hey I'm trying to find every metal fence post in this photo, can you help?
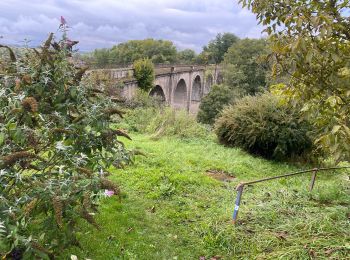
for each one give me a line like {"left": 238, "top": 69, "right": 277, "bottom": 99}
{"left": 232, "top": 184, "right": 244, "bottom": 224}
{"left": 309, "top": 168, "right": 318, "bottom": 191}
{"left": 231, "top": 166, "right": 350, "bottom": 225}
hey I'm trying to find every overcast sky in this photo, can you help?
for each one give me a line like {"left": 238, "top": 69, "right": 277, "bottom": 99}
{"left": 0, "top": 0, "right": 263, "bottom": 53}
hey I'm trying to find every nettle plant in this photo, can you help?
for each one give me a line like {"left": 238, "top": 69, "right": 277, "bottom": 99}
{"left": 0, "top": 20, "right": 131, "bottom": 258}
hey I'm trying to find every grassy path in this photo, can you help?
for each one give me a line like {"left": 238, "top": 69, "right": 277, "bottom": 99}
{"left": 65, "top": 135, "right": 350, "bottom": 259}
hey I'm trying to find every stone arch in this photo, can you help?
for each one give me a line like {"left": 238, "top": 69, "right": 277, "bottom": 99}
{"left": 149, "top": 85, "right": 166, "bottom": 102}
{"left": 191, "top": 75, "right": 201, "bottom": 101}
{"left": 174, "top": 79, "right": 187, "bottom": 107}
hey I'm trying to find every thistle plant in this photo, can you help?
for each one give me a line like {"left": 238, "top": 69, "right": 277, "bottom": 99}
{"left": 0, "top": 20, "right": 131, "bottom": 258}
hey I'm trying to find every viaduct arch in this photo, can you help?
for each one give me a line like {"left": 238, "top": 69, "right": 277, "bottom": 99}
{"left": 88, "top": 65, "right": 222, "bottom": 113}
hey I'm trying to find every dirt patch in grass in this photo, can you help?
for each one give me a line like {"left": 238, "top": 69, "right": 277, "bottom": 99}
{"left": 206, "top": 169, "right": 236, "bottom": 182}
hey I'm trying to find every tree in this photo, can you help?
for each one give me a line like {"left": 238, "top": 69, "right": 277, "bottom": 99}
{"left": 133, "top": 58, "right": 155, "bottom": 92}
{"left": 110, "top": 39, "right": 177, "bottom": 65}
{"left": 177, "top": 49, "right": 197, "bottom": 64}
{"left": 197, "top": 84, "right": 237, "bottom": 125}
{"left": 239, "top": 0, "right": 350, "bottom": 162}
{"left": 202, "top": 33, "right": 239, "bottom": 64}
{"left": 223, "top": 38, "right": 268, "bottom": 95}
{"left": 93, "top": 48, "right": 112, "bottom": 67}
{"left": 0, "top": 24, "right": 131, "bottom": 257}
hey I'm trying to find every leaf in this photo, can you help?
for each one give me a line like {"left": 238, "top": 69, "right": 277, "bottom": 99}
{"left": 343, "top": 125, "right": 350, "bottom": 137}
{"left": 326, "top": 96, "right": 337, "bottom": 107}
{"left": 331, "top": 125, "right": 341, "bottom": 134}
{"left": 305, "top": 50, "right": 313, "bottom": 63}
{"left": 0, "top": 133, "right": 5, "bottom": 146}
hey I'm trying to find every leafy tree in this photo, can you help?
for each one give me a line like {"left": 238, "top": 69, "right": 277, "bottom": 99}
{"left": 93, "top": 48, "right": 112, "bottom": 67}
{"left": 177, "top": 49, "right": 197, "bottom": 64}
{"left": 223, "top": 38, "right": 268, "bottom": 95}
{"left": 0, "top": 24, "right": 131, "bottom": 258}
{"left": 195, "top": 51, "right": 210, "bottom": 65}
{"left": 239, "top": 0, "right": 350, "bottom": 162}
{"left": 197, "top": 84, "right": 237, "bottom": 125}
{"left": 133, "top": 58, "right": 155, "bottom": 92}
{"left": 202, "top": 33, "right": 239, "bottom": 64}
{"left": 110, "top": 39, "right": 177, "bottom": 65}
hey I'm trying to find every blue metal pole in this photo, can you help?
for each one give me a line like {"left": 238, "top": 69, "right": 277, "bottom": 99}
{"left": 232, "top": 184, "right": 244, "bottom": 224}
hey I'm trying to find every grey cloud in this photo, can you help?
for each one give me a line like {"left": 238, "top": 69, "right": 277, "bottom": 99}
{"left": 0, "top": 0, "right": 263, "bottom": 52}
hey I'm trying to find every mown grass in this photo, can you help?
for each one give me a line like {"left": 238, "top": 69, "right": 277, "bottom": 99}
{"left": 63, "top": 134, "right": 350, "bottom": 259}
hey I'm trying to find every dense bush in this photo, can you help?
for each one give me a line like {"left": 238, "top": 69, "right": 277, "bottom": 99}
{"left": 133, "top": 58, "right": 155, "bottom": 92}
{"left": 215, "top": 93, "right": 312, "bottom": 160}
{"left": 124, "top": 107, "right": 210, "bottom": 140}
{"left": 0, "top": 23, "right": 131, "bottom": 258}
{"left": 197, "top": 84, "right": 237, "bottom": 125}
{"left": 123, "top": 89, "right": 164, "bottom": 109}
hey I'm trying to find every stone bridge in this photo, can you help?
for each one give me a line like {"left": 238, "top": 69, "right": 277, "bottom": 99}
{"left": 88, "top": 65, "right": 223, "bottom": 113}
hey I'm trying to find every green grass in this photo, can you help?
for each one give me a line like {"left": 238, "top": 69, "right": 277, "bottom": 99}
{"left": 63, "top": 134, "right": 350, "bottom": 259}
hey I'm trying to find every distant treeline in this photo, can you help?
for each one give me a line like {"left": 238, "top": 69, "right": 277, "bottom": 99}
{"left": 78, "top": 33, "right": 266, "bottom": 68}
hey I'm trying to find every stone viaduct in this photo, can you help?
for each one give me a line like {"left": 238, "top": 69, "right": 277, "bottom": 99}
{"left": 88, "top": 65, "right": 223, "bottom": 113}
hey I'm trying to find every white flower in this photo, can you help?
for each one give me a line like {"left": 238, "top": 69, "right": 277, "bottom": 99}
{"left": 56, "top": 141, "right": 68, "bottom": 151}
{"left": 58, "top": 165, "right": 65, "bottom": 174}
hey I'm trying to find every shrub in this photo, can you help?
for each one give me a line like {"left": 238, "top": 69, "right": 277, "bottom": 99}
{"left": 123, "top": 107, "right": 210, "bottom": 140}
{"left": 122, "top": 107, "right": 159, "bottom": 132}
{"left": 0, "top": 23, "right": 131, "bottom": 258}
{"left": 123, "top": 89, "right": 164, "bottom": 109}
{"left": 214, "top": 93, "right": 312, "bottom": 160}
{"left": 147, "top": 108, "right": 209, "bottom": 140}
{"left": 133, "top": 58, "right": 155, "bottom": 92}
{"left": 197, "top": 84, "right": 237, "bottom": 125}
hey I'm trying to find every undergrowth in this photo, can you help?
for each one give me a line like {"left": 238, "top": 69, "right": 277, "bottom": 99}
{"left": 122, "top": 107, "right": 211, "bottom": 140}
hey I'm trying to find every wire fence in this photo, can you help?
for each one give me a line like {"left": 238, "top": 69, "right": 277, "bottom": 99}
{"left": 232, "top": 166, "right": 350, "bottom": 224}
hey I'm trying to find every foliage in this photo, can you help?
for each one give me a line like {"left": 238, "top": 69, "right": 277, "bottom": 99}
{"left": 202, "top": 33, "right": 239, "bottom": 64}
{"left": 215, "top": 93, "right": 312, "bottom": 160}
{"left": 197, "top": 84, "right": 237, "bottom": 125}
{"left": 223, "top": 38, "right": 268, "bottom": 95}
{"left": 123, "top": 89, "right": 164, "bottom": 110}
{"left": 124, "top": 107, "right": 210, "bottom": 140}
{"left": 133, "top": 58, "right": 155, "bottom": 92}
{"left": 0, "top": 25, "right": 131, "bottom": 258}
{"left": 146, "top": 108, "right": 210, "bottom": 140}
{"left": 64, "top": 134, "right": 350, "bottom": 259}
{"left": 239, "top": 0, "right": 350, "bottom": 162}
{"left": 82, "top": 69, "right": 124, "bottom": 97}
{"left": 85, "top": 39, "right": 178, "bottom": 67}
{"left": 92, "top": 48, "right": 111, "bottom": 68}
{"left": 176, "top": 49, "right": 197, "bottom": 64}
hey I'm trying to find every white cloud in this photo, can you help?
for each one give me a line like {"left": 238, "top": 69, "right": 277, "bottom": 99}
{"left": 0, "top": 0, "right": 263, "bottom": 52}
